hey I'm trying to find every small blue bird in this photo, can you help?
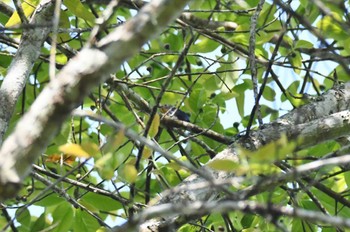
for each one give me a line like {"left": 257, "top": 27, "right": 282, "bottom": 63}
{"left": 160, "top": 105, "right": 190, "bottom": 122}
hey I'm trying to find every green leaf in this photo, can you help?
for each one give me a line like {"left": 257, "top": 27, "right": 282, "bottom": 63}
{"left": 235, "top": 93, "right": 245, "bottom": 118}
{"left": 306, "top": 141, "right": 339, "bottom": 157}
{"left": 188, "top": 88, "right": 207, "bottom": 112}
{"left": 288, "top": 51, "right": 302, "bottom": 74}
{"left": 317, "top": 15, "right": 348, "bottom": 40}
{"left": 81, "top": 142, "right": 101, "bottom": 158}
{"left": 206, "top": 159, "right": 239, "bottom": 171}
{"left": 16, "top": 208, "right": 31, "bottom": 228}
{"left": 0, "top": 11, "right": 10, "bottom": 25}
{"left": 35, "top": 194, "right": 64, "bottom": 207}
{"left": 77, "top": 199, "right": 100, "bottom": 213}
{"left": 231, "top": 32, "right": 249, "bottom": 46}
{"left": 52, "top": 203, "right": 74, "bottom": 232}
{"left": 310, "top": 188, "right": 338, "bottom": 214}
{"left": 242, "top": 134, "right": 296, "bottom": 162}
{"left": 199, "top": 74, "right": 220, "bottom": 91}
{"left": 31, "top": 213, "right": 47, "bottom": 231}
{"left": 262, "top": 85, "right": 276, "bottom": 101}
{"left": 155, "top": 164, "right": 181, "bottom": 187}
{"left": 148, "top": 114, "right": 160, "bottom": 138}
{"left": 0, "top": 53, "right": 12, "bottom": 69}
{"left": 189, "top": 0, "right": 206, "bottom": 9}
{"left": 281, "top": 81, "right": 304, "bottom": 106}
{"left": 256, "top": 30, "right": 276, "bottom": 45}
{"left": 64, "top": 0, "right": 95, "bottom": 25}
{"left": 162, "top": 32, "right": 183, "bottom": 51}
{"left": 333, "top": 65, "right": 350, "bottom": 82}
{"left": 292, "top": 219, "right": 316, "bottom": 232}
{"left": 190, "top": 37, "right": 219, "bottom": 53}
{"left": 344, "top": 172, "right": 350, "bottom": 190}
{"left": 101, "top": 130, "right": 125, "bottom": 154}
{"left": 57, "top": 10, "right": 71, "bottom": 44}
{"left": 284, "top": 91, "right": 309, "bottom": 108}
{"left": 342, "top": 37, "right": 350, "bottom": 55}
{"left": 241, "top": 214, "right": 255, "bottom": 228}
{"left": 295, "top": 40, "right": 314, "bottom": 49}
{"left": 95, "top": 152, "right": 117, "bottom": 180}
{"left": 73, "top": 210, "right": 100, "bottom": 232}
{"left": 80, "top": 192, "right": 122, "bottom": 212}
{"left": 232, "top": 80, "right": 252, "bottom": 117}
{"left": 260, "top": 104, "right": 277, "bottom": 118}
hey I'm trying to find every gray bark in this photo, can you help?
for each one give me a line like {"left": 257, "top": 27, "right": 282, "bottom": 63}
{"left": 0, "top": 0, "right": 54, "bottom": 144}
{"left": 0, "top": 0, "right": 190, "bottom": 200}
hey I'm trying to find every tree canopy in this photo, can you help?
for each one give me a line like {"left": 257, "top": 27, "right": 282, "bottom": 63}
{"left": 1, "top": 0, "right": 350, "bottom": 231}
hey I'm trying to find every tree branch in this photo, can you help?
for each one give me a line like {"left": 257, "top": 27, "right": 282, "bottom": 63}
{"left": 0, "top": 2, "right": 13, "bottom": 17}
{"left": 0, "top": 0, "right": 54, "bottom": 144}
{"left": 111, "top": 79, "right": 234, "bottom": 144}
{"left": 0, "top": 0, "right": 190, "bottom": 200}
{"left": 115, "top": 199, "right": 350, "bottom": 231}
{"left": 135, "top": 83, "right": 350, "bottom": 230}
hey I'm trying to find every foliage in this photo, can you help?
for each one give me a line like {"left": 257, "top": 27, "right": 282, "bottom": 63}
{"left": 1, "top": 0, "right": 350, "bottom": 231}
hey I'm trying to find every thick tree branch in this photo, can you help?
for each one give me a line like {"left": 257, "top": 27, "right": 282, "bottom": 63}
{"left": 115, "top": 199, "right": 350, "bottom": 231}
{"left": 0, "top": 0, "right": 54, "bottom": 144}
{"left": 0, "top": 0, "right": 190, "bottom": 200}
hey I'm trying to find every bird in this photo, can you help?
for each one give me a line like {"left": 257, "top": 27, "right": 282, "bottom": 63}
{"left": 160, "top": 104, "right": 190, "bottom": 122}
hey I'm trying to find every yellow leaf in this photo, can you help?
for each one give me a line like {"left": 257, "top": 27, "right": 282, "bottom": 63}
{"left": 123, "top": 164, "right": 138, "bottom": 183}
{"left": 59, "top": 143, "right": 90, "bottom": 158}
{"left": 96, "top": 227, "right": 109, "bottom": 232}
{"left": 142, "top": 147, "right": 152, "bottom": 159}
{"left": 206, "top": 159, "right": 239, "bottom": 171}
{"left": 148, "top": 114, "right": 160, "bottom": 138}
{"left": 5, "top": 0, "right": 40, "bottom": 27}
{"left": 55, "top": 54, "right": 68, "bottom": 65}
